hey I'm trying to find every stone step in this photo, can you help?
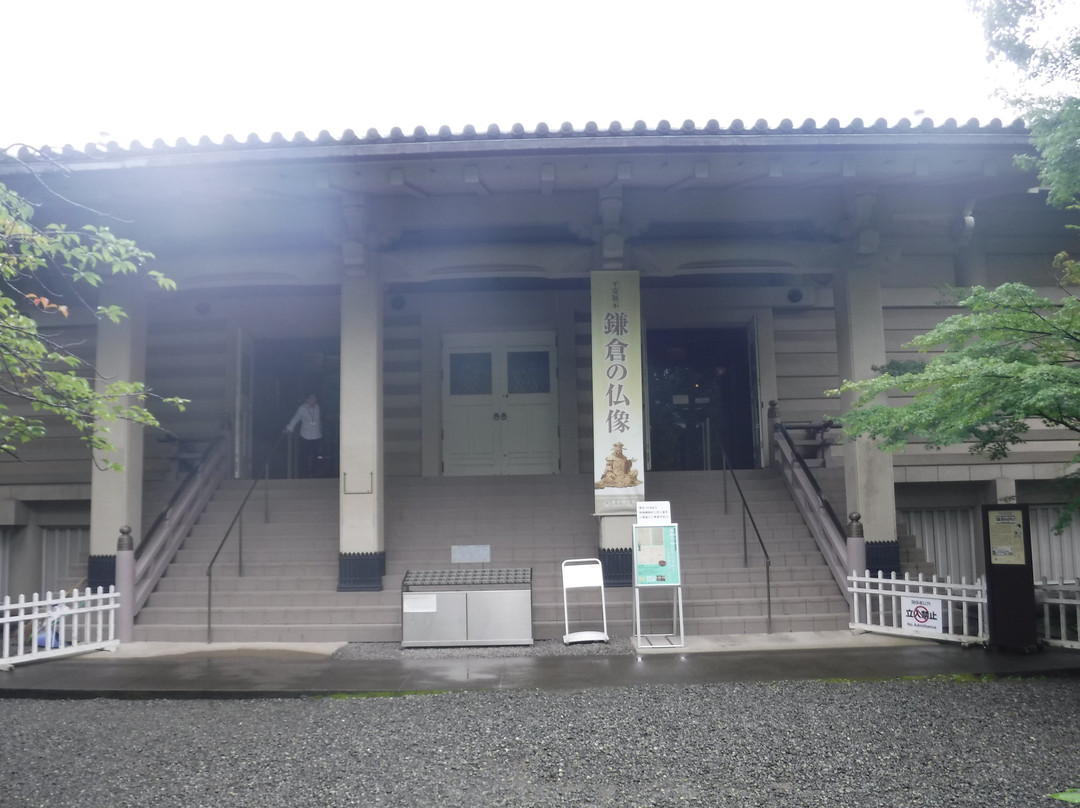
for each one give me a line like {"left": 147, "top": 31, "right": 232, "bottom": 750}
{"left": 137, "top": 604, "right": 404, "bottom": 626}
{"left": 380, "top": 533, "right": 817, "bottom": 556}
{"left": 157, "top": 557, "right": 839, "bottom": 587}
{"left": 166, "top": 561, "right": 340, "bottom": 577}
{"left": 180, "top": 538, "right": 341, "bottom": 556}
{"left": 182, "top": 524, "right": 340, "bottom": 541}
{"left": 191, "top": 508, "right": 338, "bottom": 525}
{"left": 152, "top": 574, "right": 341, "bottom": 593}
{"left": 147, "top": 589, "right": 403, "bottom": 608}
{"left": 133, "top": 611, "right": 850, "bottom": 644}
{"left": 377, "top": 564, "right": 840, "bottom": 589}
{"left": 217, "top": 478, "right": 339, "bottom": 492}
{"left": 136, "top": 594, "right": 845, "bottom": 628}
{"left": 135, "top": 468, "right": 854, "bottom": 642}
{"left": 145, "top": 576, "right": 845, "bottom": 610}
{"left": 132, "top": 623, "right": 402, "bottom": 643}
{"left": 172, "top": 546, "right": 341, "bottom": 564}
{"left": 384, "top": 494, "right": 799, "bottom": 514}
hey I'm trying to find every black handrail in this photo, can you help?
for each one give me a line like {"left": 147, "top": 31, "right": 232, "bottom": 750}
{"left": 206, "top": 433, "right": 287, "bottom": 643}
{"left": 774, "top": 423, "right": 847, "bottom": 536}
{"left": 137, "top": 436, "right": 225, "bottom": 560}
{"left": 717, "top": 439, "right": 772, "bottom": 633}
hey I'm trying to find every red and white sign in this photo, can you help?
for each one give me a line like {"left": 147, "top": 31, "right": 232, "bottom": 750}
{"left": 901, "top": 596, "right": 943, "bottom": 632}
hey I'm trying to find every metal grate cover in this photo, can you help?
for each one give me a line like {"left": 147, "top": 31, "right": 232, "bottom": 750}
{"left": 402, "top": 568, "right": 532, "bottom": 588}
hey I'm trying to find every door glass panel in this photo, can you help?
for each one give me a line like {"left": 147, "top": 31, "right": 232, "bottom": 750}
{"left": 449, "top": 352, "right": 492, "bottom": 395}
{"left": 646, "top": 328, "right": 754, "bottom": 470}
{"left": 507, "top": 351, "right": 550, "bottom": 394}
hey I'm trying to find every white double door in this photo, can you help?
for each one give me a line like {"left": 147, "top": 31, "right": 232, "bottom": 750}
{"left": 442, "top": 331, "right": 559, "bottom": 476}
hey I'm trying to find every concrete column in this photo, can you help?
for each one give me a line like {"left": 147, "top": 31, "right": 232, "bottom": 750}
{"left": 993, "top": 477, "right": 1017, "bottom": 505}
{"left": 834, "top": 258, "right": 899, "bottom": 572}
{"left": 956, "top": 239, "right": 989, "bottom": 289}
{"left": 337, "top": 269, "right": 385, "bottom": 590}
{"left": 88, "top": 287, "right": 148, "bottom": 590}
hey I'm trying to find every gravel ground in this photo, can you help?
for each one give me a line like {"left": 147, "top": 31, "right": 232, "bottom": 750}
{"left": 2, "top": 677, "right": 1078, "bottom": 808}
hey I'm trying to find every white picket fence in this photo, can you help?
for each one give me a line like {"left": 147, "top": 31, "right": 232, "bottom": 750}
{"left": 1036, "top": 579, "right": 1080, "bottom": 650}
{"left": 850, "top": 570, "right": 1080, "bottom": 651}
{"left": 1, "top": 587, "right": 119, "bottom": 671}
{"left": 849, "top": 571, "right": 989, "bottom": 645}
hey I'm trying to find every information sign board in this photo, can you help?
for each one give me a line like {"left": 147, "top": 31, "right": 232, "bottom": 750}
{"left": 633, "top": 524, "right": 681, "bottom": 586}
{"left": 981, "top": 505, "right": 1037, "bottom": 651}
{"left": 636, "top": 501, "right": 671, "bottom": 525}
{"left": 987, "top": 509, "right": 1026, "bottom": 566}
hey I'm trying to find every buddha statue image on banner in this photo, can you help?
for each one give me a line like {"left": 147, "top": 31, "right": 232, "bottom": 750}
{"left": 595, "top": 442, "right": 641, "bottom": 489}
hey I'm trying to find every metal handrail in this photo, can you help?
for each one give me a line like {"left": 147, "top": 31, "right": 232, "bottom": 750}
{"left": 717, "top": 440, "right": 772, "bottom": 632}
{"left": 206, "top": 433, "right": 286, "bottom": 643}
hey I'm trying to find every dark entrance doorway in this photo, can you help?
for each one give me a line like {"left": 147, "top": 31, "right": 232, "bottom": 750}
{"left": 252, "top": 337, "right": 340, "bottom": 479}
{"left": 646, "top": 328, "right": 755, "bottom": 471}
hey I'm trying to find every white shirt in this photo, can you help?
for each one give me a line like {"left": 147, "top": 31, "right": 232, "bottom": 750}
{"left": 286, "top": 403, "right": 322, "bottom": 440}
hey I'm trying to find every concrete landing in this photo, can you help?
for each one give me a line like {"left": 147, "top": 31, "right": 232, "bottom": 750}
{"left": 1, "top": 632, "right": 1076, "bottom": 699}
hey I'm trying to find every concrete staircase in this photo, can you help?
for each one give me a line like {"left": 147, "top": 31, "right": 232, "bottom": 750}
{"left": 638, "top": 471, "right": 849, "bottom": 635}
{"left": 134, "top": 479, "right": 401, "bottom": 642}
{"left": 134, "top": 469, "right": 851, "bottom": 642}
{"left": 897, "top": 534, "right": 938, "bottom": 578}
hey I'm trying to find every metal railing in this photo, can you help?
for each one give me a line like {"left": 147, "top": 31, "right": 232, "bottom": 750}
{"left": 717, "top": 440, "right": 772, "bottom": 632}
{"left": 772, "top": 422, "right": 852, "bottom": 604}
{"left": 206, "top": 434, "right": 286, "bottom": 643}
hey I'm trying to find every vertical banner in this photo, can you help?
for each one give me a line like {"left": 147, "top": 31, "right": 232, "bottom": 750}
{"left": 592, "top": 271, "right": 645, "bottom": 515}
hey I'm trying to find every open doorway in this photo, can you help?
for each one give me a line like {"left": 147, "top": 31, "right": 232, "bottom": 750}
{"left": 252, "top": 337, "right": 340, "bottom": 479}
{"left": 646, "top": 328, "right": 755, "bottom": 471}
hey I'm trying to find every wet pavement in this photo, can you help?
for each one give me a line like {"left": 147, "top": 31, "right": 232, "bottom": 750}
{"left": 1, "top": 632, "right": 1078, "bottom": 698}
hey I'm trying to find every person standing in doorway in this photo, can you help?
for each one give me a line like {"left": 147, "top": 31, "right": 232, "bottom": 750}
{"left": 285, "top": 393, "right": 322, "bottom": 478}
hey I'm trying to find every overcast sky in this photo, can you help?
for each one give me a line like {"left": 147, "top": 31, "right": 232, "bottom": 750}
{"left": 4, "top": 0, "right": 1019, "bottom": 151}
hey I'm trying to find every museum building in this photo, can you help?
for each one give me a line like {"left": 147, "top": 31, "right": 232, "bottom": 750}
{"left": 2, "top": 116, "right": 1078, "bottom": 641}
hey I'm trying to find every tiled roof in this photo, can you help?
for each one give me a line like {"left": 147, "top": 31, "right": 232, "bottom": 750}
{"left": 10, "top": 116, "right": 1030, "bottom": 164}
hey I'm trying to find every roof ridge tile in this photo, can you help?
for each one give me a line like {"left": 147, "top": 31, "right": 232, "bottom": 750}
{"left": 4, "top": 116, "right": 1035, "bottom": 163}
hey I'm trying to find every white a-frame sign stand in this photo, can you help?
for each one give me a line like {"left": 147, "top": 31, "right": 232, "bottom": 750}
{"left": 632, "top": 501, "right": 684, "bottom": 649}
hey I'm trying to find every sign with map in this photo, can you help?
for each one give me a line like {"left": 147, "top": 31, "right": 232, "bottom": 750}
{"left": 987, "top": 509, "right": 1026, "bottom": 566}
{"left": 633, "top": 524, "right": 681, "bottom": 586}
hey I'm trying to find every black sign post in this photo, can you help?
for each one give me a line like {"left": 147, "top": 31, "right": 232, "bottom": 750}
{"left": 981, "top": 505, "right": 1038, "bottom": 653}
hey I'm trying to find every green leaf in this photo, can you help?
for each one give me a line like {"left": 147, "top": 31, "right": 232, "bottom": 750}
{"left": 1048, "top": 788, "right": 1080, "bottom": 803}
{"left": 0, "top": 180, "right": 180, "bottom": 469}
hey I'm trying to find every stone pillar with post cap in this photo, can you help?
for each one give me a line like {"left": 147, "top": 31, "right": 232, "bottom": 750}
{"left": 846, "top": 512, "right": 866, "bottom": 577}
{"left": 115, "top": 526, "right": 135, "bottom": 642}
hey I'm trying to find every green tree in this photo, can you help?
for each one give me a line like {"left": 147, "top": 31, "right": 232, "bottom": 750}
{"left": 835, "top": 2, "right": 1080, "bottom": 524}
{"left": 834, "top": 284, "right": 1080, "bottom": 521}
{"left": 971, "top": 0, "right": 1080, "bottom": 211}
{"left": 0, "top": 175, "right": 183, "bottom": 467}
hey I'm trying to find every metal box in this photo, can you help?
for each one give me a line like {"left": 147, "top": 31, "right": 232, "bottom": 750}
{"left": 401, "top": 568, "right": 533, "bottom": 647}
